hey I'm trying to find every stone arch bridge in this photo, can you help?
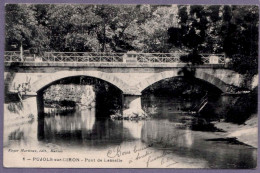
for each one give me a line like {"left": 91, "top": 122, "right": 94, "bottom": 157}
{"left": 4, "top": 52, "right": 250, "bottom": 116}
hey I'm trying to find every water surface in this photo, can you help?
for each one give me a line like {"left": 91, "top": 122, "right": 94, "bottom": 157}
{"left": 4, "top": 96, "right": 257, "bottom": 168}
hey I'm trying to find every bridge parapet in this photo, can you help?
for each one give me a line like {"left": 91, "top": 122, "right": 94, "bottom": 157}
{"left": 123, "top": 88, "right": 142, "bottom": 96}
{"left": 4, "top": 51, "right": 226, "bottom": 66}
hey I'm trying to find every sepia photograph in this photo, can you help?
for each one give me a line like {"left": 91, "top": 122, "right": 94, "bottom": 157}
{"left": 3, "top": 3, "right": 258, "bottom": 168}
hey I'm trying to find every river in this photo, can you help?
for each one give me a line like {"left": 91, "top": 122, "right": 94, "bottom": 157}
{"left": 3, "top": 94, "right": 257, "bottom": 168}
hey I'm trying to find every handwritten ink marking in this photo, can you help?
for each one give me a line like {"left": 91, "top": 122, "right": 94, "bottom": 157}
{"left": 146, "top": 150, "right": 178, "bottom": 168}
{"left": 133, "top": 143, "right": 153, "bottom": 153}
{"left": 135, "top": 150, "right": 153, "bottom": 161}
{"left": 107, "top": 146, "right": 121, "bottom": 158}
{"left": 146, "top": 156, "right": 152, "bottom": 168}
{"left": 107, "top": 145, "right": 131, "bottom": 158}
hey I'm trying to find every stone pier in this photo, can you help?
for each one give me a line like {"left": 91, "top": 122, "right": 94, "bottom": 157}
{"left": 123, "top": 95, "right": 142, "bottom": 110}
{"left": 123, "top": 94, "right": 146, "bottom": 118}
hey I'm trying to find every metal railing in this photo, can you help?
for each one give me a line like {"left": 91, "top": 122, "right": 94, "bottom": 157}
{"left": 136, "top": 53, "right": 184, "bottom": 63}
{"left": 4, "top": 51, "right": 226, "bottom": 65}
{"left": 42, "top": 52, "right": 124, "bottom": 63}
{"left": 4, "top": 51, "right": 22, "bottom": 62}
{"left": 201, "top": 54, "right": 225, "bottom": 64}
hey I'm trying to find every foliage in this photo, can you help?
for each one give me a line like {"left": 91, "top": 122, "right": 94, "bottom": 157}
{"left": 178, "top": 49, "right": 203, "bottom": 79}
{"left": 175, "top": 5, "right": 258, "bottom": 76}
{"left": 5, "top": 4, "right": 50, "bottom": 52}
{"left": 222, "top": 6, "right": 259, "bottom": 76}
{"left": 142, "top": 77, "right": 221, "bottom": 97}
{"left": 225, "top": 88, "right": 258, "bottom": 124}
{"left": 5, "top": 4, "right": 258, "bottom": 77}
{"left": 180, "top": 49, "right": 203, "bottom": 65}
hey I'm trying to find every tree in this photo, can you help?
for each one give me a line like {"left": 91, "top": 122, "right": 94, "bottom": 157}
{"left": 92, "top": 4, "right": 154, "bottom": 52}
{"left": 174, "top": 5, "right": 210, "bottom": 51}
{"left": 222, "top": 6, "right": 258, "bottom": 76}
{"left": 5, "top": 3, "right": 258, "bottom": 78}
{"left": 137, "top": 5, "right": 179, "bottom": 52}
{"left": 5, "top": 4, "right": 50, "bottom": 53}
{"left": 174, "top": 5, "right": 258, "bottom": 77}
{"left": 5, "top": 4, "right": 36, "bottom": 50}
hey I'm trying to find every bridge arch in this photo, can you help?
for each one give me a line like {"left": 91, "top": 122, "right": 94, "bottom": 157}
{"left": 30, "top": 71, "right": 131, "bottom": 93}
{"left": 135, "top": 70, "right": 235, "bottom": 93}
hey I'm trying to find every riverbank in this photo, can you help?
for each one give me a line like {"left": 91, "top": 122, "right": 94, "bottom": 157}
{"left": 4, "top": 103, "right": 35, "bottom": 127}
{"left": 4, "top": 103, "right": 35, "bottom": 147}
{"left": 212, "top": 114, "right": 257, "bottom": 148}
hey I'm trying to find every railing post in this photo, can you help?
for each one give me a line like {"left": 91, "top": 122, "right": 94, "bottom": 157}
{"left": 224, "top": 54, "right": 226, "bottom": 66}
{"left": 54, "top": 53, "right": 56, "bottom": 62}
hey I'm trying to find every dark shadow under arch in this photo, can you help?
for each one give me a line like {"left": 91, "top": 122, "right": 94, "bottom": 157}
{"left": 36, "top": 75, "right": 123, "bottom": 119}
{"left": 142, "top": 76, "right": 223, "bottom": 96}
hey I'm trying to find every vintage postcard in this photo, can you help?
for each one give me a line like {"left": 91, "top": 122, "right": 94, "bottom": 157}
{"left": 3, "top": 3, "right": 258, "bottom": 168}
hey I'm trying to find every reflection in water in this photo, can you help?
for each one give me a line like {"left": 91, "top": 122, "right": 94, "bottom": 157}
{"left": 122, "top": 120, "right": 144, "bottom": 139}
{"left": 4, "top": 95, "right": 257, "bottom": 168}
{"left": 5, "top": 119, "right": 38, "bottom": 147}
{"left": 142, "top": 95, "right": 201, "bottom": 117}
{"left": 142, "top": 119, "right": 256, "bottom": 168}
{"left": 39, "top": 109, "right": 143, "bottom": 147}
{"left": 9, "top": 128, "right": 24, "bottom": 140}
{"left": 43, "top": 109, "right": 96, "bottom": 133}
{"left": 81, "top": 109, "right": 96, "bottom": 131}
{"left": 142, "top": 120, "right": 194, "bottom": 148}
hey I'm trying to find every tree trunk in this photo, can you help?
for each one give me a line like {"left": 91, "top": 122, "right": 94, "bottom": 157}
{"left": 102, "top": 23, "right": 106, "bottom": 52}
